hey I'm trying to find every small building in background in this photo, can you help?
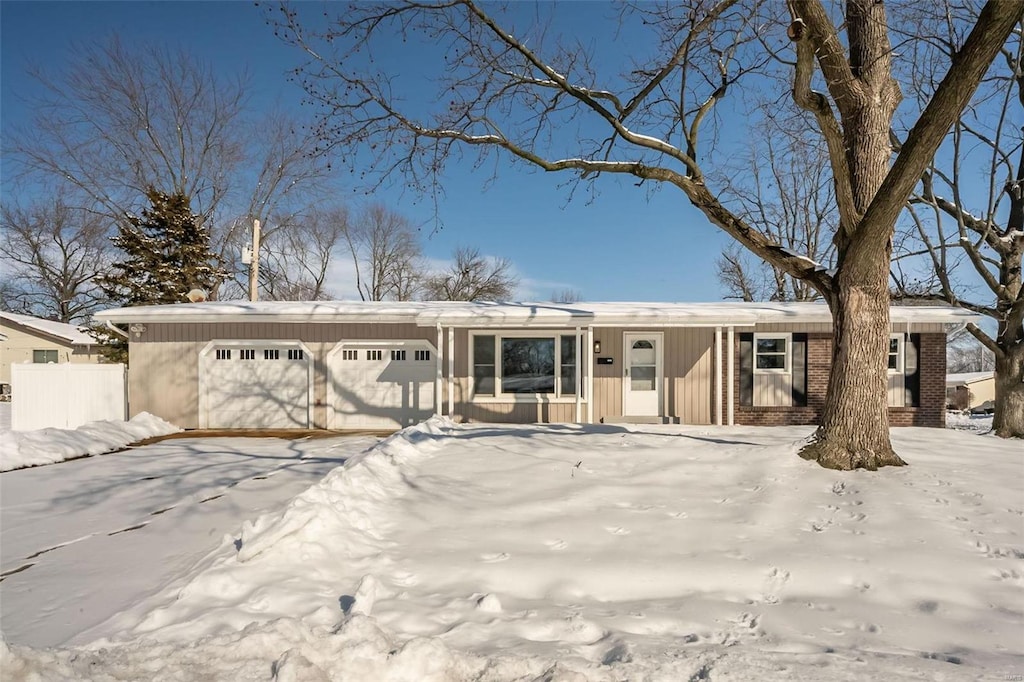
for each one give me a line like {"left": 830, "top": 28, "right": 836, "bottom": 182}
{"left": 946, "top": 371, "right": 996, "bottom": 412}
{"left": 0, "top": 312, "right": 103, "bottom": 397}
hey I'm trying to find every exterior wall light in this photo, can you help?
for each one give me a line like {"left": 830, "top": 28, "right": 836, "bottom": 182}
{"left": 593, "top": 340, "right": 601, "bottom": 354}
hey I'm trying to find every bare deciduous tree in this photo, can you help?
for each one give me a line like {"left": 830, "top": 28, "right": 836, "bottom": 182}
{"left": 423, "top": 247, "right": 518, "bottom": 301}
{"left": 0, "top": 196, "right": 112, "bottom": 322}
{"left": 947, "top": 328, "right": 996, "bottom": 375}
{"left": 551, "top": 289, "right": 583, "bottom": 304}
{"left": 6, "top": 37, "right": 332, "bottom": 300}
{"left": 716, "top": 121, "right": 836, "bottom": 302}
{"left": 256, "top": 207, "right": 349, "bottom": 301}
{"left": 891, "top": 6, "right": 1024, "bottom": 437}
{"left": 344, "top": 204, "right": 424, "bottom": 301}
{"left": 271, "top": 0, "right": 1021, "bottom": 468}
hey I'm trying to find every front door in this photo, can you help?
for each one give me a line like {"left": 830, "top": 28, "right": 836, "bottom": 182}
{"left": 623, "top": 333, "right": 662, "bottom": 417}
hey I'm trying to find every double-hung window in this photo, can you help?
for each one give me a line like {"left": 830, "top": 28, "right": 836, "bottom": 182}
{"left": 471, "top": 332, "right": 582, "bottom": 399}
{"left": 753, "top": 334, "right": 790, "bottom": 373}
{"left": 887, "top": 335, "right": 903, "bottom": 373}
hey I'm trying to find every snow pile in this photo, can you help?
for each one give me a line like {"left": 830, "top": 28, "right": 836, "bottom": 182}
{"left": 5, "top": 420, "right": 1022, "bottom": 680}
{"left": 946, "top": 411, "right": 995, "bottom": 433}
{"left": 0, "top": 412, "right": 180, "bottom": 471}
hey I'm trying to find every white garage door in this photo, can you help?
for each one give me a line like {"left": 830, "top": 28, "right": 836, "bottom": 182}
{"left": 200, "top": 343, "right": 311, "bottom": 429}
{"left": 328, "top": 340, "right": 436, "bottom": 429}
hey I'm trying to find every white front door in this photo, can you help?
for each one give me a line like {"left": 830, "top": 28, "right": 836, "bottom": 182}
{"left": 623, "top": 333, "right": 662, "bottom": 417}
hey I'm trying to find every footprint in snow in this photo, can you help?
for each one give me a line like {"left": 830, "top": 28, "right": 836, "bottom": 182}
{"left": 544, "top": 539, "right": 568, "bottom": 551}
{"left": 605, "top": 526, "right": 631, "bottom": 536}
{"left": 479, "top": 552, "right": 511, "bottom": 563}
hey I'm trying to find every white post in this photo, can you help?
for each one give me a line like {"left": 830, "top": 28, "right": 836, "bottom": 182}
{"left": 448, "top": 326, "right": 455, "bottom": 418}
{"left": 248, "top": 219, "right": 261, "bottom": 302}
{"left": 586, "top": 326, "right": 595, "bottom": 424}
{"left": 435, "top": 324, "right": 443, "bottom": 416}
{"left": 715, "top": 326, "right": 723, "bottom": 426}
{"left": 727, "top": 326, "right": 735, "bottom": 425}
{"left": 575, "top": 326, "right": 582, "bottom": 422}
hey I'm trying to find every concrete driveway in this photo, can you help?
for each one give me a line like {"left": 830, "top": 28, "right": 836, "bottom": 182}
{"left": 0, "top": 433, "right": 380, "bottom": 647}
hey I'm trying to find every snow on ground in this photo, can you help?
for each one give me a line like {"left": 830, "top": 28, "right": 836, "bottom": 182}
{"left": 4, "top": 420, "right": 1021, "bottom": 681}
{"left": 0, "top": 434, "right": 381, "bottom": 648}
{"left": 0, "top": 412, "right": 180, "bottom": 471}
{"left": 0, "top": 402, "right": 10, "bottom": 431}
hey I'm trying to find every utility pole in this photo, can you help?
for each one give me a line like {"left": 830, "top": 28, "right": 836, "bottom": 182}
{"left": 248, "top": 218, "right": 261, "bottom": 302}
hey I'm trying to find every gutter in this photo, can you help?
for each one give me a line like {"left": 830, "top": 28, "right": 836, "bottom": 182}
{"left": 105, "top": 320, "right": 129, "bottom": 339}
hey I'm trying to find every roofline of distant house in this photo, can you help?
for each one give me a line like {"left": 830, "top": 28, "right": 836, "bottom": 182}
{"left": 0, "top": 311, "right": 95, "bottom": 346}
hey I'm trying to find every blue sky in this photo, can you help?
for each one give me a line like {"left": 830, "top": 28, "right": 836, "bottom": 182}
{"left": 3, "top": 1, "right": 739, "bottom": 301}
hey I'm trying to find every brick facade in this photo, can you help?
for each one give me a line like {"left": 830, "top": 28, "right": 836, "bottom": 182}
{"left": 724, "top": 332, "right": 946, "bottom": 428}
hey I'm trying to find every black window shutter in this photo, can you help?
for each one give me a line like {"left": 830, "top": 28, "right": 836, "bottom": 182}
{"left": 905, "top": 333, "right": 921, "bottom": 407}
{"left": 791, "top": 333, "right": 808, "bottom": 407}
{"left": 739, "top": 333, "right": 754, "bottom": 407}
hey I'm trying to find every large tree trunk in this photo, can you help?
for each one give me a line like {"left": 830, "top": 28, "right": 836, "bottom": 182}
{"left": 800, "top": 236, "right": 906, "bottom": 469}
{"left": 993, "top": 345, "right": 1024, "bottom": 438}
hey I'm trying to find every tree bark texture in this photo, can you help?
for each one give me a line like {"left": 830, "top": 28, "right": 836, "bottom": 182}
{"left": 993, "top": 344, "right": 1024, "bottom": 438}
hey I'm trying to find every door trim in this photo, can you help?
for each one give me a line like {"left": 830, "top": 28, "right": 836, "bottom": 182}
{"left": 622, "top": 331, "right": 663, "bottom": 417}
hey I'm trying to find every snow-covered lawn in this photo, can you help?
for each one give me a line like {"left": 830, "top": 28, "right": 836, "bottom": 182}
{"left": 0, "top": 434, "right": 382, "bottom": 647}
{"left": 0, "top": 412, "right": 180, "bottom": 471}
{"left": 4, "top": 420, "right": 1020, "bottom": 681}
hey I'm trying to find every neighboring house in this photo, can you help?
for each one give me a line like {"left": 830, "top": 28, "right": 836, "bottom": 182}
{"left": 92, "top": 301, "right": 975, "bottom": 431}
{"left": 945, "top": 372, "right": 996, "bottom": 411}
{"left": 0, "top": 312, "right": 103, "bottom": 395}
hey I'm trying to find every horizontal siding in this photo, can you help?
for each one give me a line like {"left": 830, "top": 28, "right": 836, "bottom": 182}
{"left": 129, "top": 341, "right": 201, "bottom": 428}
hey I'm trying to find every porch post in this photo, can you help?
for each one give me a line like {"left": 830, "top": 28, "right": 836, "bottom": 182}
{"left": 587, "top": 325, "right": 595, "bottom": 424}
{"left": 727, "top": 326, "right": 735, "bottom": 426}
{"left": 448, "top": 326, "right": 455, "bottom": 418}
{"left": 435, "top": 323, "right": 443, "bottom": 416}
{"left": 575, "top": 326, "right": 582, "bottom": 422}
{"left": 715, "top": 326, "right": 723, "bottom": 426}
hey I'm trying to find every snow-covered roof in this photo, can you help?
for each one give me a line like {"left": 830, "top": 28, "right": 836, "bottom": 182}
{"left": 946, "top": 371, "right": 994, "bottom": 387}
{"left": 93, "top": 300, "right": 980, "bottom": 328}
{"left": 0, "top": 311, "right": 96, "bottom": 345}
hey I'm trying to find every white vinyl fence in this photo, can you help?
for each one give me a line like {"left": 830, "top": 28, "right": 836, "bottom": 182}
{"left": 11, "top": 363, "right": 127, "bottom": 431}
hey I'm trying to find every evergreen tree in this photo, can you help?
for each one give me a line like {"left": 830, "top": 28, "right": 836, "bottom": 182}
{"left": 98, "top": 189, "right": 226, "bottom": 305}
{"left": 94, "top": 188, "right": 227, "bottom": 362}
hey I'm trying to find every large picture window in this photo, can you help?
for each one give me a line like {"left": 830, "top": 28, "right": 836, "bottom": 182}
{"left": 754, "top": 334, "right": 790, "bottom": 373}
{"left": 471, "top": 332, "right": 581, "bottom": 399}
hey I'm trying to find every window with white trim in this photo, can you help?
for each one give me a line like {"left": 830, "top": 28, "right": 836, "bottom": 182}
{"left": 887, "top": 335, "right": 903, "bottom": 373}
{"left": 215, "top": 348, "right": 232, "bottom": 360}
{"left": 288, "top": 349, "right": 304, "bottom": 360}
{"left": 415, "top": 349, "right": 431, "bottom": 361}
{"left": 264, "top": 349, "right": 280, "bottom": 360}
{"left": 239, "top": 349, "right": 256, "bottom": 360}
{"left": 753, "top": 334, "right": 790, "bottom": 373}
{"left": 33, "top": 349, "right": 59, "bottom": 363}
{"left": 368, "top": 349, "right": 383, "bottom": 361}
{"left": 342, "top": 349, "right": 358, "bottom": 361}
{"left": 470, "top": 332, "right": 583, "bottom": 399}
{"left": 391, "top": 349, "right": 406, "bottom": 361}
